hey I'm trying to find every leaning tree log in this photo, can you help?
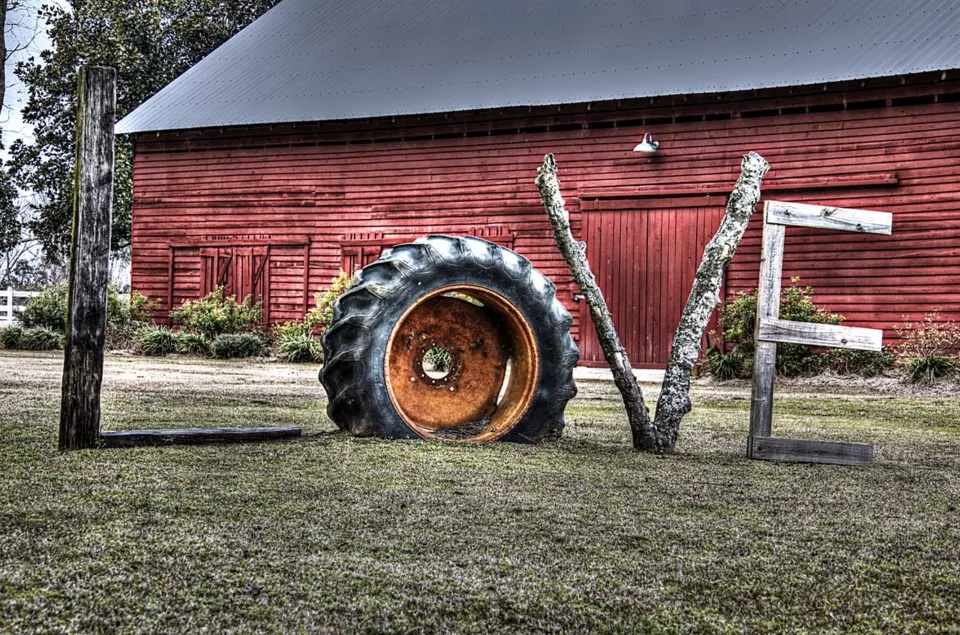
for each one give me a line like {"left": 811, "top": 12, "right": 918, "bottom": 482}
{"left": 536, "top": 152, "right": 769, "bottom": 453}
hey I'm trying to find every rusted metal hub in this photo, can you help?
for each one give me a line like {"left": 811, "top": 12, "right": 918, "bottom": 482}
{"left": 384, "top": 285, "right": 540, "bottom": 442}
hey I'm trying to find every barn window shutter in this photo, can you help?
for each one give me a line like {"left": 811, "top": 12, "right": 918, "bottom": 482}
{"left": 470, "top": 225, "right": 515, "bottom": 247}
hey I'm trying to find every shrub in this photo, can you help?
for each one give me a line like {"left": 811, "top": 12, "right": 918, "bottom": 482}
{"left": 716, "top": 280, "right": 844, "bottom": 377}
{"left": 304, "top": 271, "right": 353, "bottom": 335}
{"left": 824, "top": 348, "right": 896, "bottom": 377}
{"left": 19, "top": 283, "right": 68, "bottom": 331}
{"left": 273, "top": 320, "right": 310, "bottom": 339}
{"left": 175, "top": 332, "right": 211, "bottom": 356}
{"left": 134, "top": 325, "right": 177, "bottom": 356}
{"left": 895, "top": 312, "right": 960, "bottom": 383}
{"left": 0, "top": 325, "right": 24, "bottom": 349}
{"left": 275, "top": 332, "right": 322, "bottom": 363}
{"left": 705, "top": 344, "right": 748, "bottom": 380}
{"left": 211, "top": 333, "right": 268, "bottom": 359}
{"left": 20, "top": 327, "right": 64, "bottom": 351}
{"left": 170, "top": 287, "right": 263, "bottom": 338}
{"left": 904, "top": 357, "right": 956, "bottom": 384}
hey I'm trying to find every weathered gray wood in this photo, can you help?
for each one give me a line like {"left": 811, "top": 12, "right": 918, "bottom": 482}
{"left": 748, "top": 211, "right": 784, "bottom": 444}
{"left": 765, "top": 200, "right": 892, "bottom": 235}
{"left": 653, "top": 151, "right": 770, "bottom": 452}
{"left": 59, "top": 67, "right": 116, "bottom": 451}
{"left": 749, "top": 436, "right": 875, "bottom": 466}
{"left": 100, "top": 426, "right": 303, "bottom": 448}
{"left": 759, "top": 318, "right": 883, "bottom": 351}
{"left": 536, "top": 154, "right": 656, "bottom": 450}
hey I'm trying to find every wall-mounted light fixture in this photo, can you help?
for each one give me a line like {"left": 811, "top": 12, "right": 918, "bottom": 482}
{"left": 633, "top": 133, "right": 660, "bottom": 153}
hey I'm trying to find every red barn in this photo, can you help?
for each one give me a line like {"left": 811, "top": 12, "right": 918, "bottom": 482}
{"left": 118, "top": 0, "right": 960, "bottom": 368}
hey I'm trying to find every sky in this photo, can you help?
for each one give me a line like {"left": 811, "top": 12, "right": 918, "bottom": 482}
{"left": 3, "top": 0, "right": 57, "bottom": 155}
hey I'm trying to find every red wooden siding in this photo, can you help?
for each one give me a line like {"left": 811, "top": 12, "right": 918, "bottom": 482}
{"left": 579, "top": 197, "right": 726, "bottom": 367}
{"left": 131, "top": 73, "right": 960, "bottom": 364}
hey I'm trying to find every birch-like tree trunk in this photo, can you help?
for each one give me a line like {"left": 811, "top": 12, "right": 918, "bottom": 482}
{"left": 537, "top": 152, "right": 769, "bottom": 453}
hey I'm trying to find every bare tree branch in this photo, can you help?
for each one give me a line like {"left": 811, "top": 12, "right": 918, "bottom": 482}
{"left": 536, "top": 154, "right": 656, "bottom": 447}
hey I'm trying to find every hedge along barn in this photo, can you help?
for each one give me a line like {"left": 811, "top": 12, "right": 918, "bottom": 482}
{"left": 118, "top": 0, "right": 960, "bottom": 369}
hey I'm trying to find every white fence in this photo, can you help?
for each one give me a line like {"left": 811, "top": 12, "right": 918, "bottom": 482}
{"left": 1, "top": 287, "right": 40, "bottom": 326}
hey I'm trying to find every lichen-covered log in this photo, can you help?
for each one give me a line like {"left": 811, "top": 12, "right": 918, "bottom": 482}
{"left": 536, "top": 152, "right": 769, "bottom": 454}
{"left": 535, "top": 154, "right": 655, "bottom": 448}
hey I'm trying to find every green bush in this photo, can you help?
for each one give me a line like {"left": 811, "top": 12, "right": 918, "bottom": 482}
{"left": 275, "top": 332, "right": 322, "bottom": 363}
{"left": 0, "top": 325, "right": 24, "bottom": 349}
{"left": 273, "top": 320, "right": 310, "bottom": 339}
{"left": 824, "top": 348, "right": 896, "bottom": 377}
{"left": 705, "top": 344, "right": 748, "bottom": 380}
{"left": 175, "top": 332, "right": 211, "bottom": 356}
{"left": 905, "top": 357, "right": 956, "bottom": 384}
{"left": 134, "top": 326, "right": 177, "bottom": 356}
{"left": 304, "top": 271, "right": 353, "bottom": 335}
{"left": 895, "top": 312, "right": 960, "bottom": 383}
{"left": 170, "top": 287, "right": 263, "bottom": 338}
{"left": 211, "top": 333, "right": 268, "bottom": 359}
{"left": 714, "top": 280, "right": 844, "bottom": 378}
{"left": 19, "top": 283, "right": 68, "bottom": 331}
{"left": 20, "top": 327, "right": 64, "bottom": 351}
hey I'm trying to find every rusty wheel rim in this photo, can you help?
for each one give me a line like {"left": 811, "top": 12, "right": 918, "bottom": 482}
{"left": 384, "top": 285, "right": 541, "bottom": 442}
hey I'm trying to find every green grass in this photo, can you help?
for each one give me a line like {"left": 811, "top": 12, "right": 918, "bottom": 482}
{"left": 1, "top": 351, "right": 959, "bottom": 633}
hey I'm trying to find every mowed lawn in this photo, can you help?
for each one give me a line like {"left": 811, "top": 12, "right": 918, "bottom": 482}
{"left": 1, "top": 351, "right": 958, "bottom": 633}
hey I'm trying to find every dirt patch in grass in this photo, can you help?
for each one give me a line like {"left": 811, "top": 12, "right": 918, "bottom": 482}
{"left": 1, "top": 351, "right": 959, "bottom": 633}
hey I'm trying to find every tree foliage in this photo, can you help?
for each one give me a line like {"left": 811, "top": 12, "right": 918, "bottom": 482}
{"left": 9, "top": 0, "right": 280, "bottom": 261}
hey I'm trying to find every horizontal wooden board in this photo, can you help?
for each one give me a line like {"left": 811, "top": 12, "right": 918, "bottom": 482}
{"left": 765, "top": 200, "right": 893, "bottom": 235}
{"left": 100, "top": 427, "right": 303, "bottom": 448}
{"left": 748, "top": 436, "right": 875, "bottom": 466}
{"left": 758, "top": 318, "right": 884, "bottom": 351}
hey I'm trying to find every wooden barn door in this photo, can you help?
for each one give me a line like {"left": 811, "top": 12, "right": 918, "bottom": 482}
{"left": 579, "top": 196, "right": 726, "bottom": 368}
{"left": 200, "top": 246, "right": 270, "bottom": 320}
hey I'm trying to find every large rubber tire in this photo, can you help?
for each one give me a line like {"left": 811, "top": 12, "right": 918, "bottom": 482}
{"left": 320, "top": 235, "right": 579, "bottom": 443}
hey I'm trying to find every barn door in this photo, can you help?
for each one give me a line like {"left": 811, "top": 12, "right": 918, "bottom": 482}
{"left": 579, "top": 197, "right": 726, "bottom": 368}
{"left": 200, "top": 246, "right": 270, "bottom": 320}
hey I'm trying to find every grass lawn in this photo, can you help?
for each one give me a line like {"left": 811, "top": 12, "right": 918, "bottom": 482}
{"left": 1, "top": 351, "right": 958, "bottom": 633}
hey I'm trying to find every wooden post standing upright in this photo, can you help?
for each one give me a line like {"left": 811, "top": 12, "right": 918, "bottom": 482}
{"left": 747, "top": 200, "right": 893, "bottom": 466}
{"left": 59, "top": 67, "right": 116, "bottom": 451}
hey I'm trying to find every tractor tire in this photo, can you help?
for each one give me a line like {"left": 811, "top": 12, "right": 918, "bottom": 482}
{"left": 320, "top": 235, "right": 579, "bottom": 443}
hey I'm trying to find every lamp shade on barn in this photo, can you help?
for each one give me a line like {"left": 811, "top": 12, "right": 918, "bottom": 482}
{"left": 118, "top": 0, "right": 960, "bottom": 368}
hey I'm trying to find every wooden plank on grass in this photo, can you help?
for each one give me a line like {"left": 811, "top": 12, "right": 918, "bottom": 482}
{"left": 758, "top": 318, "right": 883, "bottom": 351}
{"left": 100, "top": 426, "right": 302, "bottom": 448}
{"left": 749, "top": 436, "right": 875, "bottom": 466}
{"left": 765, "top": 200, "right": 892, "bottom": 235}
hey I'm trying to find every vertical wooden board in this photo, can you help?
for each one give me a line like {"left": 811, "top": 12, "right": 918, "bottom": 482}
{"left": 650, "top": 209, "right": 663, "bottom": 365}
{"left": 630, "top": 207, "right": 641, "bottom": 362}
{"left": 749, "top": 218, "right": 786, "bottom": 442}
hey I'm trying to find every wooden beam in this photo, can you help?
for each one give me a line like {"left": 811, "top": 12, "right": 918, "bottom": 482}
{"left": 59, "top": 67, "right": 116, "bottom": 451}
{"left": 765, "top": 200, "right": 893, "bottom": 235}
{"left": 100, "top": 426, "right": 302, "bottom": 448}
{"left": 578, "top": 173, "right": 898, "bottom": 200}
{"left": 758, "top": 318, "right": 883, "bottom": 351}
{"left": 748, "top": 206, "right": 784, "bottom": 443}
{"left": 748, "top": 436, "right": 875, "bottom": 466}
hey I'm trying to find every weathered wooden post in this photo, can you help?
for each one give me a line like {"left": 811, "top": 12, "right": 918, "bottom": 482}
{"left": 59, "top": 66, "right": 116, "bottom": 450}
